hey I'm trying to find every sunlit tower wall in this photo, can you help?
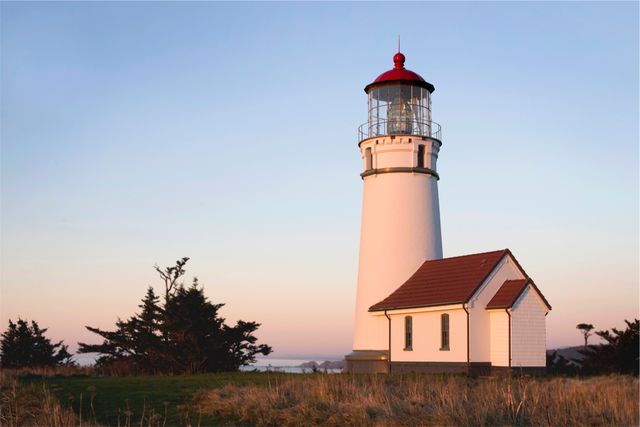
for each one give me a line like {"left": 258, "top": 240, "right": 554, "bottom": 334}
{"left": 346, "top": 52, "right": 443, "bottom": 373}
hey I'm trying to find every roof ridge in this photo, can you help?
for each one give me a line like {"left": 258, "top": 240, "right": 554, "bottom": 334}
{"left": 430, "top": 248, "right": 509, "bottom": 263}
{"left": 369, "top": 249, "right": 513, "bottom": 312}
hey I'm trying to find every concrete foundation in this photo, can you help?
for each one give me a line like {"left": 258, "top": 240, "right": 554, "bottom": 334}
{"left": 345, "top": 356, "right": 547, "bottom": 376}
{"left": 345, "top": 350, "right": 389, "bottom": 373}
{"left": 389, "top": 362, "right": 492, "bottom": 375}
{"left": 491, "top": 366, "right": 547, "bottom": 376}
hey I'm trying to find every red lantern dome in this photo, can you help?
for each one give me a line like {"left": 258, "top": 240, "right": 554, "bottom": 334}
{"left": 364, "top": 52, "right": 435, "bottom": 94}
{"left": 358, "top": 51, "right": 441, "bottom": 142}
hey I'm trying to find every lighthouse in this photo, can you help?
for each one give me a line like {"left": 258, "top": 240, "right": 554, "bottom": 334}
{"left": 347, "top": 52, "right": 443, "bottom": 373}
{"left": 345, "top": 52, "right": 551, "bottom": 375}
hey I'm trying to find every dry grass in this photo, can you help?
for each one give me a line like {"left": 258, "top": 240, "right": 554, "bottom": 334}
{"left": 0, "top": 370, "right": 82, "bottom": 427}
{"left": 2, "top": 365, "right": 95, "bottom": 378}
{"left": 195, "top": 373, "right": 639, "bottom": 426}
{"left": 2, "top": 369, "right": 637, "bottom": 426}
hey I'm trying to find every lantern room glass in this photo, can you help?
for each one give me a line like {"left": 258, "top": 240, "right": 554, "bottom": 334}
{"left": 366, "top": 84, "right": 431, "bottom": 138}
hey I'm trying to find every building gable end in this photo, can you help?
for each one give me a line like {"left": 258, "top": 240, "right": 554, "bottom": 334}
{"left": 513, "top": 284, "right": 551, "bottom": 312}
{"left": 467, "top": 251, "right": 527, "bottom": 306}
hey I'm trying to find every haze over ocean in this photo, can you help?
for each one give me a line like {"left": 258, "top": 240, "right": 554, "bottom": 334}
{"left": 1, "top": 2, "right": 638, "bottom": 358}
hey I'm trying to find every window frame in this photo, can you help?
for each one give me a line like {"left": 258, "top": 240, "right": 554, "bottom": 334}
{"left": 440, "top": 313, "right": 450, "bottom": 351}
{"left": 365, "top": 147, "right": 373, "bottom": 171}
{"left": 417, "top": 144, "right": 425, "bottom": 168}
{"left": 404, "top": 315, "right": 413, "bottom": 351}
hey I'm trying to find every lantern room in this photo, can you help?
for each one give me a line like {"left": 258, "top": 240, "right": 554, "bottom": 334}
{"left": 359, "top": 52, "right": 441, "bottom": 142}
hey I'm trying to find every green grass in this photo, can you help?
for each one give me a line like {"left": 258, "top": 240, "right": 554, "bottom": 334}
{"left": 21, "top": 371, "right": 292, "bottom": 426}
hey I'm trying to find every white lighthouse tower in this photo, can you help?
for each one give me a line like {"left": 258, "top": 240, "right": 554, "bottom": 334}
{"left": 347, "top": 52, "right": 443, "bottom": 373}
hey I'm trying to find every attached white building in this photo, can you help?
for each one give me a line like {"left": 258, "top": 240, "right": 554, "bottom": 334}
{"left": 345, "top": 52, "right": 551, "bottom": 374}
{"left": 363, "top": 249, "right": 551, "bottom": 374}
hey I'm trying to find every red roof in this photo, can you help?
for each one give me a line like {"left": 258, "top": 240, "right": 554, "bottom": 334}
{"left": 364, "top": 52, "right": 435, "bottom": 94}
{"left": 486, "top": 279, "right": 552, "bottom": 310}
{"left": 369, "top": 249, "right": 511, "bottom": 312}
{"left": 486, "top": 279, "right": 529, "bottom": 309}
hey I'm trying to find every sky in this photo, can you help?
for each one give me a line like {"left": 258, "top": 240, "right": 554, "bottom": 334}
{"left": 1, "top": 1, "right": 638, "bottom": 359}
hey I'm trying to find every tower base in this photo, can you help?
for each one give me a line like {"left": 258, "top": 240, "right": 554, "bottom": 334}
{"left": 344, "top": 350, "right": 389, "bottom": 373}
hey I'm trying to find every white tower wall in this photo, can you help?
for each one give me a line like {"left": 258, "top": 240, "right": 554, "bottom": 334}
{"left": 352, "top": 135, "right": 443, "bottom": 351}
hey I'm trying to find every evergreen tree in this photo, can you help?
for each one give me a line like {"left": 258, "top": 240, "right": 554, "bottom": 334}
{"left": 164, "top": 279, "right": 226, "bottom": 373}
{"left": 576, "top": 323, "right": 594, "bottom": 347}
{"left": 580, "top": 319, "right": 639, "bottom": 376}
{"left": 1, "top": 319, "right": 74, "bottom": 368}
{"left": 221, "top": 319, "right": 273, "bottom": 371}
{"left": 131, "top": 286, "right": 166, "bottom": 372}
{"left": 79, "top": 287, "right": 166, "bottom": 373}
{"left": 78, "top": 258, "right": 272, "bottom": 374}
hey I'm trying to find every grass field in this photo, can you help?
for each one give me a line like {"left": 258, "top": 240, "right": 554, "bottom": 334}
{"left": 2, "top": 369, "right": 639, "bottom": 426}
{"left": 11, "top": 370, "right": 291, "bottom": 426}
{"left": 197, "top": 373, "right": 639, "bottom": 426}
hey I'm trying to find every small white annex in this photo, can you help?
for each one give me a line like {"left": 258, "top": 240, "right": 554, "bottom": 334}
{"left": 348, "top": 249, "right": 551, "bottom": 374}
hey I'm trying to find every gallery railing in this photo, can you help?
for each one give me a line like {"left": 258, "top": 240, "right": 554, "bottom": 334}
{"left": 358, "top": 119, "right": 442, "bottom": 142}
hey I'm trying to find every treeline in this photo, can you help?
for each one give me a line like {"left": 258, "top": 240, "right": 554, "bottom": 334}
{"left": 1, "top": 258, "right": 272, "bottom": 375}
{"left": 547, "top": 319, "right": 639, "bottom": 376}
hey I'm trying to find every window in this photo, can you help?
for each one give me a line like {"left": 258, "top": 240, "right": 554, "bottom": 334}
{"left": 417, "top": 144, "right": 425, "bottom": 168}
{"left": 440, "top": 313, "right": 450, "bottom": 350}
{"left": 404, "top": 316, "right": 413, "bottom": 350}
{"left": 365, "top": 147, "right": 373, "bottom": 171}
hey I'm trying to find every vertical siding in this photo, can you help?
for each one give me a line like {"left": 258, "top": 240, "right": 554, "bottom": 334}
{"left": 489, "top": 311, "right": 510, "bottom": 367}
{"left": 511, "top": 286, "right": 547, "bottom": 367}
{"left": 390, "top": 309, "right": 467, "bottom": 362}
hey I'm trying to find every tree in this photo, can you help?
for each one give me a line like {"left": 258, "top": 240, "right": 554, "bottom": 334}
{"left": 576, "top": 323, "right": 594, "bottom": 347}
{"left": 78, "top": 258, "right": 272, "bottom": 374}
{"left": 78, "top": 286, "right": 169, "bottom": 374}
{"left": 0, "top": 319, "right": 74, "bottom": 368}
{"left": 580, "top": 319, "right": 639, "bottom": 376}
{"left": 155, "top": 257, "right": 189, "bottom": 307}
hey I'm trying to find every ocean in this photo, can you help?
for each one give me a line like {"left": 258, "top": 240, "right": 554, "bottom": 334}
{"left": 241, "top": 358, "right": 343, "bottom": 374}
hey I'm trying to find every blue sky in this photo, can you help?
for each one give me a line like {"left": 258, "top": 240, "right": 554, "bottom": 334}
{"left": 1, "top": 1, "right": 638, "bottom": 358}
